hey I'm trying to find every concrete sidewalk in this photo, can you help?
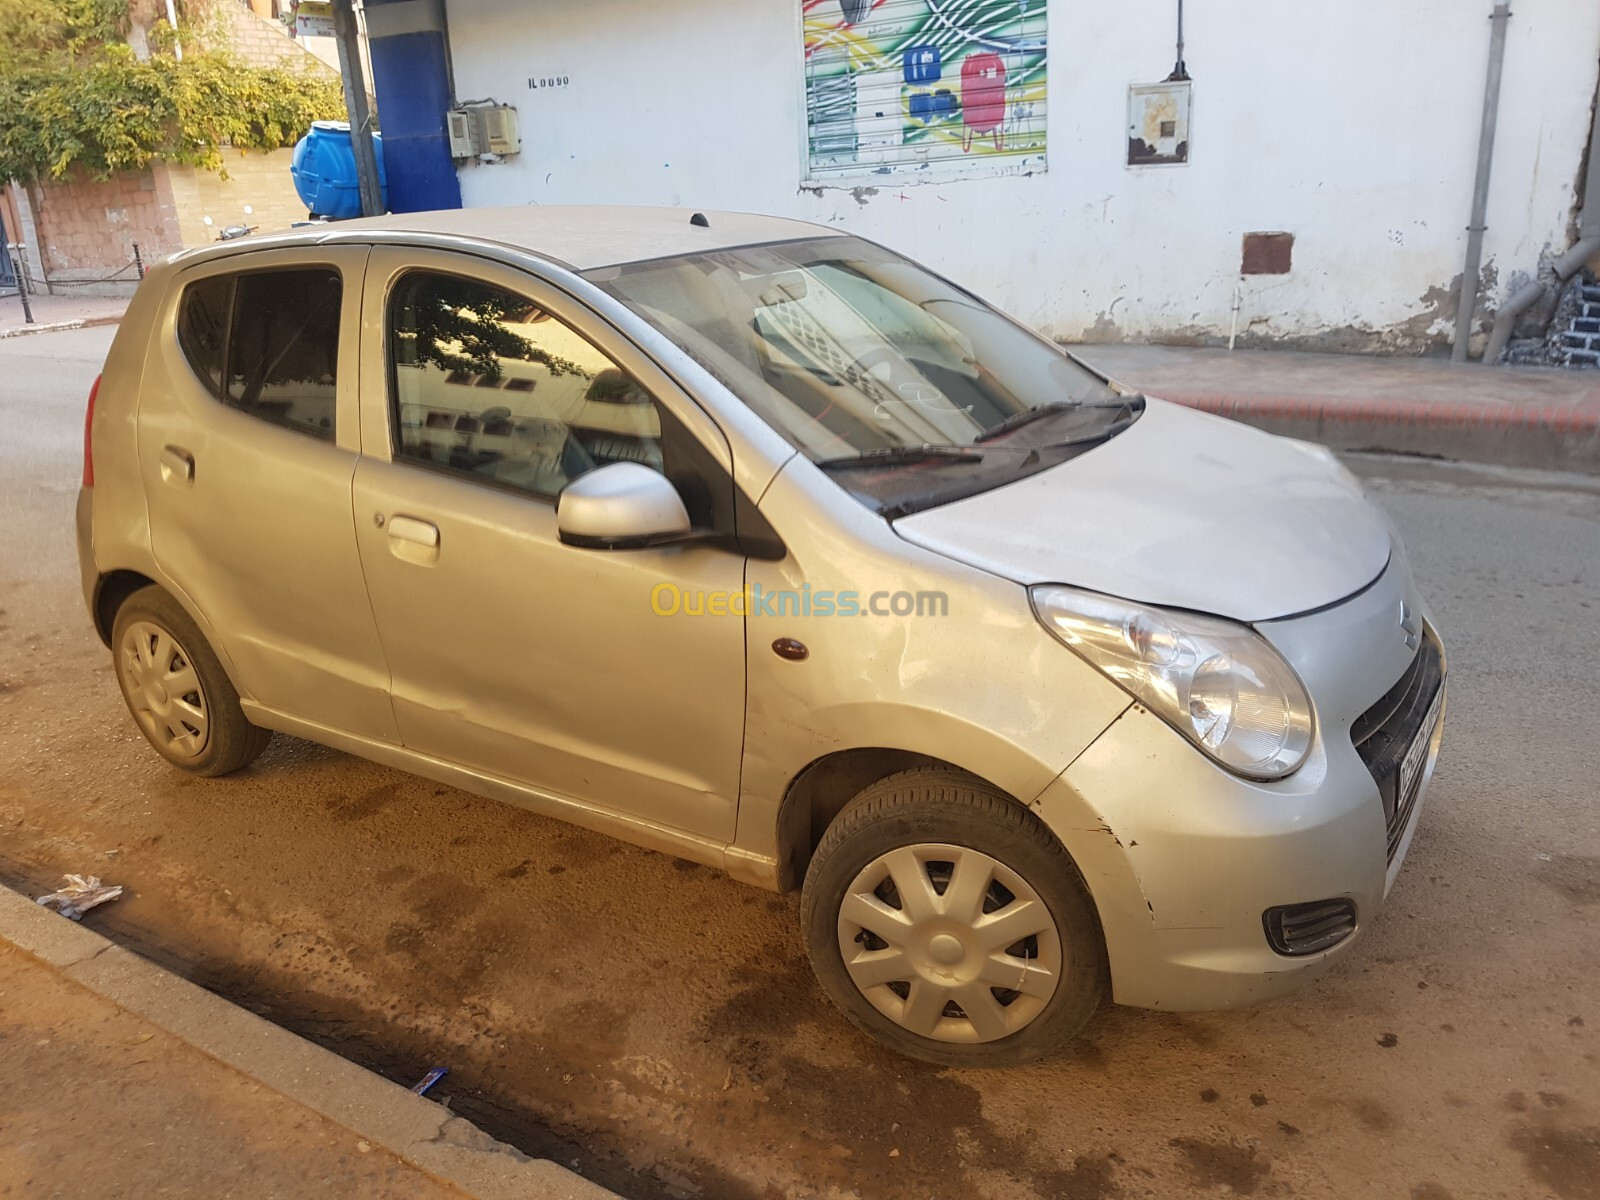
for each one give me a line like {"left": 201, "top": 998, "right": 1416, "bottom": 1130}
{"left": 0, "top": 293, "right": 128, "bottom": 339}
{"left": 1073, "top": 342, "right": 1600, "bottom": 474}
{"left": 0, "top": 884, "right": 618, "bottom": 1200}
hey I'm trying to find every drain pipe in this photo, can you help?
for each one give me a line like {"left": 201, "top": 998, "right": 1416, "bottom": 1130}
{"left": 1483, "top": 68, "right": 1600, "bottom": 363}
{"left": 1453, "top": 3, "right": 1513, "bottom": 363}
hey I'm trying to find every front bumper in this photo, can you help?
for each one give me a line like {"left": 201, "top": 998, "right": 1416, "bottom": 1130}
{"left": 1032, "top": 557, "right": 1446, "bottom": 1011}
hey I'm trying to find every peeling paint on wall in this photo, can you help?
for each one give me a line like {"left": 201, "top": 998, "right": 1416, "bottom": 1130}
{"left": 1069, "top": 278, "right": 1465, "bottom": 355}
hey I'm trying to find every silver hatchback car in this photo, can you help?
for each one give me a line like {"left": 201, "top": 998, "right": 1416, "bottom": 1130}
{"left": 77, "top": 206, "right": 1445, "bottom": 1066}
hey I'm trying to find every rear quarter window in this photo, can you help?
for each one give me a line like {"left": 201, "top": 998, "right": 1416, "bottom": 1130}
{"left": 176, "top": 275, "right": 232, "bottom": 397}
{"left": 174, "top": 267, "right": 343, "bottom": 440}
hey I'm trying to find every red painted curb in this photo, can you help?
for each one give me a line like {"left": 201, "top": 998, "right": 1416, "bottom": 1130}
{"left": 1165, "top": 391, "right": 1600, "bottom": 435}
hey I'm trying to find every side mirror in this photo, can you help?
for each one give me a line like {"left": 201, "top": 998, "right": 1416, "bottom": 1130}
{"left": 557, "top": 463, "right": 691, "bottom": 550}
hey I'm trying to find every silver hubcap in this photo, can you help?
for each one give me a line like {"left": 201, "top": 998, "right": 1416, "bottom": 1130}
{"left": 118, "top": 620, "right": 209, "bottom": 759}
{"left": 837, "top": 843, "right": 1061, "bottom": 1044}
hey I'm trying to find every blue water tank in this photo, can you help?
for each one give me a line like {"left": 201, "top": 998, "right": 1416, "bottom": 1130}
{"left": 291, "top": 121, "right": 388, "bottom": 219}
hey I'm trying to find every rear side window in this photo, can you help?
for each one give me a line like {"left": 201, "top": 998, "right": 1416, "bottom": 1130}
{"left": 176, "top": 276, "right": 231, "bottom": 397}
{"left": 175, "top": 268, "right": 342, "bottom": 440}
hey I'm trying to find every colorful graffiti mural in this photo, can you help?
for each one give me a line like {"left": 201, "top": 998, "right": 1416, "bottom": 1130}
{"left": 803, "top": 0, "right": 1047, "bottom": 180}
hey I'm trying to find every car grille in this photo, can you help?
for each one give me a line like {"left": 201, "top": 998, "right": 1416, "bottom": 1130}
{"left": 1263, "top": 899, "right": 1358, "bottom": 956}
{"left": 1351, "top": 632, "right": 1444, "bottom": 862}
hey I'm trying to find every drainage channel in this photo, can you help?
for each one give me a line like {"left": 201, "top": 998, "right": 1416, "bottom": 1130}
{"left": 1, "top": 855, "right": 739, "bottom": 1200}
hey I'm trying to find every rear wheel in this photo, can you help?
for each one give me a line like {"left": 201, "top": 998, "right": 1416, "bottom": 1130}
{"left": 111, "top": 586, "right": 271, "bottom": 777}
{"left": 801, "top": 767, "right": 1107, "bottom": 1067}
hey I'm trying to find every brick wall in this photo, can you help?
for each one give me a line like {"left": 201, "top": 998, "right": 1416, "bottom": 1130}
{"left": 27, "top": 170, "right": 181, "bottom": 294}
{"left": 25, "top": 149, "right": 310, "bottom": 296}
{"left": 162, "top": 148, "right": 310, "bottom": 246}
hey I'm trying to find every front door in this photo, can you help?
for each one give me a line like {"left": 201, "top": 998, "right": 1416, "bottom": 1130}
{"left": 350, "top": 249, "right": 747, "bottom": 841}
{"left": 138, "top": 247, "right": 398, "bottom": 742}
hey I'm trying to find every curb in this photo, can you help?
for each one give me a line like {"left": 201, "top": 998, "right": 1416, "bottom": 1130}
{"left": 0, "top": 313, "right": 123, "bottom": 339}
{"left": 1160, "top": 390, "right": 1600, "bottom": 475}
{"left": 0, "top": 882, "right": 619, "bottom": 1200}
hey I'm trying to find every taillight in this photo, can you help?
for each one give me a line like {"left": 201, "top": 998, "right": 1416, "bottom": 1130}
{"left": 83, "top": 374, "right": 101, "bottom": 488}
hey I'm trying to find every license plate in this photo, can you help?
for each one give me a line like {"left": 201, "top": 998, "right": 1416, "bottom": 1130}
{"left": 1399, "top": 686, "right": 1444, "bottom": 807}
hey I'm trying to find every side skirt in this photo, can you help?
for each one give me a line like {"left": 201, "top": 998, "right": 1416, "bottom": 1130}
{"left": 240, "top": 702, "right": 782, "bottom": 889}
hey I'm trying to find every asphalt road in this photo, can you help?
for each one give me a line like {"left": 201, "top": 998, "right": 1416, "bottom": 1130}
{"left": 2, "top": 326, "right": 1597, "bottom": 1200}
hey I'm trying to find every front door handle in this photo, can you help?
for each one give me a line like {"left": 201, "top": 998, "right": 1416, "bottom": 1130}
{"left": 383, "top": 514, "right": 441, "bottom": 566}
{"left": 159, "top": 445, "right": 194, "bottom": 486}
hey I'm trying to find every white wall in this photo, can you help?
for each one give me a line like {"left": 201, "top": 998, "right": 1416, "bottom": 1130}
{"left": 444, "top": 0, "right": 1600, "bottom": 353}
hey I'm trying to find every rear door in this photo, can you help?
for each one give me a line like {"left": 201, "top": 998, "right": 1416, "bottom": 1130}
{"left": 138, "top": 246, "right": 397, "bottom": 742}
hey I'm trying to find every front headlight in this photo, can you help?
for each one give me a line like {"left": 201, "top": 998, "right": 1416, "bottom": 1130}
{"left": 1030, "top": 585, "right": 1315, "bottom": 780}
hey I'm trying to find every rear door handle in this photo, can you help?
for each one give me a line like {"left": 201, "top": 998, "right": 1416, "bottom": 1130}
{"left": 383, "top": 514, "right": 441, "bottom": 566}
{"left": 159, "top": 445, "right": 194, "bottom": 486}
{"left": 386, "top": 515, "right": 439, "bottom": 547}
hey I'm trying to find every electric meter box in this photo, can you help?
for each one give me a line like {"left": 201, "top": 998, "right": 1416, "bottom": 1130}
{"left": 447, "top": 104, "right": 521, "bottom": 159}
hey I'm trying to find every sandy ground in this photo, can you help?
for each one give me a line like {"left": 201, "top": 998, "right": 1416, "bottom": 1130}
{"left": 1, "top": 326, "right": 1597, "bottom": 1200}
{"left": 0, "top": 945, "right": 467, "bottom": 1200}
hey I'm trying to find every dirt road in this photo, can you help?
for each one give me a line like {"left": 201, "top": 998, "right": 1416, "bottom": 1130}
{"left": 2, "top": 327, "right": 1596, "bottom": 1199}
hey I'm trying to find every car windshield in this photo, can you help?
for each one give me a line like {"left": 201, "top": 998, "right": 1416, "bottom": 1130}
{"left": 584, "top": 237, "right": 1140, "bottom": 517}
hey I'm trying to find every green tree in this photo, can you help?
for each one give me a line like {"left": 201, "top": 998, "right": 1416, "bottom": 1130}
{"left": 0, "top": 0, "right": 345, "bottom": 183}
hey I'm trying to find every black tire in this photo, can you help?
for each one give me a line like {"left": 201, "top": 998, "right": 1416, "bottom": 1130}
{"left": 801, "top": 767, "right": 1107, "bottom": 1067}
{"left": 110, "top": 585, "right": 272, "bottom": 777}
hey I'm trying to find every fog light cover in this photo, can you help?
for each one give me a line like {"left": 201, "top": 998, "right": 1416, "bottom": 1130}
{"left": 1263, "top": 899, "right": 1357, "bottom": 956}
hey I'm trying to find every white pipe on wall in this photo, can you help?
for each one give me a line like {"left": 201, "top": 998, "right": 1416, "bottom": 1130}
{"left": 1452, "top": 3, "right": 1513, "bottom": 364}
{"left": 165, "top": 0, "right": 181, "bottom": 60}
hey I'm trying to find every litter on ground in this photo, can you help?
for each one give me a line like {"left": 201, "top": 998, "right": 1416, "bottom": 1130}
{"left": 36, "top": 874, "right": 124, "bottom": 921}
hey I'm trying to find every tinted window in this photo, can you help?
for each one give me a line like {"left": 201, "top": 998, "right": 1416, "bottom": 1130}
{"left": 176, "top": 276, "right": 232, "bottom": 397}
{"left": 388, "top": 271, "right": 668, "bottom": 503}
{"left": 224, "top": 270, "right": 342, "bottom": 439}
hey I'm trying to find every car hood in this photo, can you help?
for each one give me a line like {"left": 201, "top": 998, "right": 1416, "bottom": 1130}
{"left": 892, "top": 398, "right": 1392, "bottom": 622}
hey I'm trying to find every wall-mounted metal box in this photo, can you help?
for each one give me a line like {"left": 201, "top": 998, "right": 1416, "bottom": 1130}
{"left": 447, "top": 104, "right": 521, "bottom": 159}
{"left": 446, "top": 109, "right": 477, "bottom": 158}
{"left": 1127, "top": 81, "right": 1191, "bottom": 166}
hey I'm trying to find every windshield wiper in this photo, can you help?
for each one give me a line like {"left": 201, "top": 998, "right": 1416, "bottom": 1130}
{"left": 817, "top": 444, "right": 984, "bottom": 471}
{"left": 974, "top": 400, "right": 1077, "bottom": 442}
{"left": 974, "top": 395, "right": 1143, "bottom": 443}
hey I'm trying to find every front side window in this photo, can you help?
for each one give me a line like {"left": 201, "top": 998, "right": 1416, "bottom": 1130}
{"left": 586, "top": 237, "right": 1140, "bottom": 518}
{"left": 387, "top": 271, "right": 668, "bottom": 503}
{"left": 175, "top": 267, "right": 342, "bottom": 440}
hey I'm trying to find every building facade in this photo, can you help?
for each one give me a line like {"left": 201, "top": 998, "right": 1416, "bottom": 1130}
{"left": 382, "top": 0, "right": 1600, "bottom": 355}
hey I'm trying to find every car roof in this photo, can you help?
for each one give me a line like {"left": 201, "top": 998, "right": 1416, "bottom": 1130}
{"left": 176, "top": 205, "right": 842, "bottom": 271}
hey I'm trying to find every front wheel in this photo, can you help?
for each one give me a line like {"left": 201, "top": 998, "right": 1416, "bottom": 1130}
{"left": 801, "top": 768, "right": 1107, "bottom": 1067}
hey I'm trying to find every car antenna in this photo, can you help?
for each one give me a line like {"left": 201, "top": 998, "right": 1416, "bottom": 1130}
{"left": 690, "top": 212, "right": 710, "bottom": 228}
